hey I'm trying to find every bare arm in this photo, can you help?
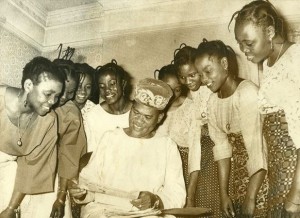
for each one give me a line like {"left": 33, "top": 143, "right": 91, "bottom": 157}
{"left": 185, "top": 170, "right": 199, "bottom": 207}
{"left": 0, "top": 191, "right": 25, "bottom": 218}
{"left": 285, "top": 149, "right": 300, "bottom": 213}
{"left": 49, "top": 177, "right": 68, "bottom": 218}
{"left": 242, "top": 169, "right": 266, "bottom": 215}
{"left": 217, "top": 158, "right": 235, "bottom": 218}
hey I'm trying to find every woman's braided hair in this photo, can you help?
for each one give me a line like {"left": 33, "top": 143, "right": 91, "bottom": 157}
{"left": 229, "top": 0, "right": 285, "bottom": 38}
{"left": 196, "top": 38, "right": 239, "bottom": 79}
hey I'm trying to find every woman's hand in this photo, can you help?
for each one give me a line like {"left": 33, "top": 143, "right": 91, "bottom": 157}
{"left": 220, "top": 194, "right": 235, "bottom": 218}
{"left": 285, "top": 174, "right": 300, "bottom": 214}
{"left": 241, "top": 197, "right": 255, "bottom": 217}
{"left": 285, "top": 191, "right": 300, "bottom": 214}
{"left": 185, "top": 197, "right": 195, "bottom": 207}
{"left": 50, "top": 199, "right": 65, "bottom": 218}
{"left": 130, "top": 191, "right": 158, "bottom": 210}
{"left": 0, "top": 208, "right": 17, "bottom": 218}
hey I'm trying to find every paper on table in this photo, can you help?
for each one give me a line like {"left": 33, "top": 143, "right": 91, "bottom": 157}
{"left": 78, "top": 176, "right": 140, "bottom": 199}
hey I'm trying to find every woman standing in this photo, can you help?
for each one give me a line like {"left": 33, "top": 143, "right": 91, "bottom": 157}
{"left": 233, "top": 0, "right": 300, "bottom": 216}
{"left": 195, "top": 39, "right": 268, "bottom": 217}
{"left": 0, "top": 56, "right": 64, "bottom": 218}
{"left": 155, "top": 64, "right": 201, "bottom": 207}
{"left": 85, "top": 60, "right": 132, "bottom": 153}
{"left": 173, "top": 45, "right": 221, "bottom": 217}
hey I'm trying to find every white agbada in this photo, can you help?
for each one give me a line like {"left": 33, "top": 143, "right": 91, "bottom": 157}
{"left": 78, "top": 127, "right": 186, "bottom": 218}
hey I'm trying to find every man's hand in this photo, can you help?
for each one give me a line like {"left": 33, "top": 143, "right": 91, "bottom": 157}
{"left": 50, "top": 199, "right": 65, "bottom": 218}
{"left": 130, "top": 191, "right": 158, "bottom": 210}
{"left": 68, "top": 180, "right": 87, "bottom": 200}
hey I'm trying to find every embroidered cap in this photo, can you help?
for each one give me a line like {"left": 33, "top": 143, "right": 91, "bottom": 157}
{"left": 134, "top": 78, "right": 173, "bottom": 110}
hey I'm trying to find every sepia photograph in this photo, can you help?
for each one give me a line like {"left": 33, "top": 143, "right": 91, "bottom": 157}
{"left": 0, "top": 0, "right": 300, "bottom": 217}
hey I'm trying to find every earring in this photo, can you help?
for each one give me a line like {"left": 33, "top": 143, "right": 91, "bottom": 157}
{"left": 24, "top": 94, "right": 28, "bottom": 107}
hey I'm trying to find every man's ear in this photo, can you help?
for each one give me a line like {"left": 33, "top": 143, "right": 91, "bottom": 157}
{"left": 220, "top": 57, "right": 229, "bottom": 72}
{"left": 23, "top": 79, "right": 34, "bottom": 93}
{"left": 266, "top": 25, "right": 275, "bottom": 40}
{"left": 157, "top": 112, "right": 165, "bottom": 124}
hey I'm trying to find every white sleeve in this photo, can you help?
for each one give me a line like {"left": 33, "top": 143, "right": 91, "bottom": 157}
{"left": 238, "top": 82, "right": 267, "bottom": 176}
{"left": 156, "top": 138, "right": 186, "bottom": 209}
{"left": 208, "top": 97, "right": 232, "bottom": 161}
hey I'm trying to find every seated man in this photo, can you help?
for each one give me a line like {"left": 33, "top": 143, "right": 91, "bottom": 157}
{"left": 70, "top": 78, "right": 186, "bottom": 218}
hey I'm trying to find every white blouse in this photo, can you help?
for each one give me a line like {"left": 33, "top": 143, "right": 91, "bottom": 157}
{"left": 190, "top": 85, "right": 212, "bottom": 125}
{"left": 259, "top": 43, "right": 300, "bottom": 149}
{"left": 208, "top": 80, "right": 267, "bottom": 177}
{"left": 156, "top": 98, "right": 201, "bottom": 173}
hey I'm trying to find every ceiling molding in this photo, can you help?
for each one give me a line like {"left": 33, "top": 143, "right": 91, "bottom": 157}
{"left": 0, "top": 17, "right": 43, "bottom": 51}
{"left": 7, "top": 0, "right": 47, "bottom": 26}
{"left": 98, "top": 0, "right": 175, "bottom": 11}
{"left": 100, "top": 17, "right": 229, "bottom": 39}
{"left": 46, "top": 2, "right": 103, "bottom": 27}
{"left": 2, "top": 0, "right": 300, "bottom": 52}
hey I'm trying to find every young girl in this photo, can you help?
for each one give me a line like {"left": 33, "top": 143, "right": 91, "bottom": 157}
{"left": 0, "top": 57, "right": 64, "bottom": 218}
{"left": 155, "top": 64, "right": 201, "bottom": 207}
{"left": 232, "top": 0, "right": 300, "bottom": 216}
{"left": 73, "top": 63, "right": 97, "bottom": 124}
{"left": 173, "top": 45, "right": 221, "bottom": 217}
{"left": 195, "top": 39, "right": 268, "bottom": 217}
{"left": 85, "top": 60, "right": 132, "bottom": 153}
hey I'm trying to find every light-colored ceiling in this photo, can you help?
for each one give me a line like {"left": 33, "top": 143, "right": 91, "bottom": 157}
{"left": 38, "top": 0, "right": 98, "bottom": 11}
{"left": 31, "top": 0, "right": 175, "bottom": 12}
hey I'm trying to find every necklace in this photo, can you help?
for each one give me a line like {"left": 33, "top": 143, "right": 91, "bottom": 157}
{"left": 267, "top": 42, "right": 284, "bottom": 67}
{"left": 17, "top": 112, "right": 34, "bottom": 146}
{"left": 219, "top": 79, "right": 236, "bottom": 131}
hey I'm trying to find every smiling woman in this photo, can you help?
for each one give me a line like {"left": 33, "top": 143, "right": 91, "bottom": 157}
{"left": 232, "top": 1, "right": 300, "bottom": 216}
{"left": 0, "top": 56, "right": 64, "bottom": 217}
{"left": 195, "top": 39, "right": 268, "bottom": 217}
{"left": 84, "top": 59, "right": 133, "bottom": 153}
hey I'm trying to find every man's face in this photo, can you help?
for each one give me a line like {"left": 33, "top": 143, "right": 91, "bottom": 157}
{"left": 128, "top": 101, "right": 163, "bottom": 138}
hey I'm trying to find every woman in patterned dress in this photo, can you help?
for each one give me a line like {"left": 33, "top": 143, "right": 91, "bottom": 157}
{"left": 173, "top": 45, "right": 221, "bottom": 217}
{"left": 195, "top": 39, "right": 268, "bottom": 217}
{"left": 155, "top": 64, "right": 201, "bottom": 207}
{"left": 233, "top": 1, "right": 300, "bottom": 217}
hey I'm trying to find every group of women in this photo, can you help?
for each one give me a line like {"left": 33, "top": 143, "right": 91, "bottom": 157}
{"left": 0, "top": 0, "right": 300, "bottom": 218}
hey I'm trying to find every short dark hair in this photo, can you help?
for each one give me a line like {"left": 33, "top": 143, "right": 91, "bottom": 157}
{"left": 156, "top": 64, "right": 177, "bottom": 81}
{"left": 95, "top": 59, "right": 132, "bottom": 98}
{"left": 22, "top": 56, "right": 65, "bottom": 88}
{"left": 196, "top": 39, "right": 239, "bottom": 79}
{"left": 52, "top": 58, "right": 79, "bottom": 85}
{"left": 74, "top": 63, "right": 98, "bottom": 104}
{"left": 173, "top": 45, "right": 197, "bottom": 74}
{"left": 230, "top": 0, "right": 285, "bottom": 38}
